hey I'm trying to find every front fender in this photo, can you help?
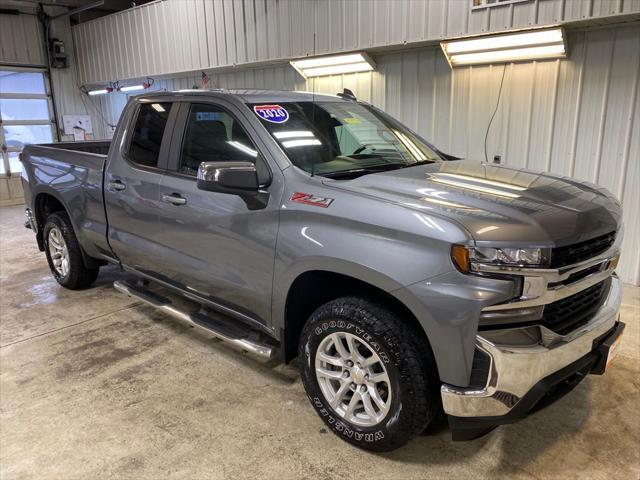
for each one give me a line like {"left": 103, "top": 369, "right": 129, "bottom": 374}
{"left": 271, "top": 192, "right": 514, "bottom": 387}
{"left": 272, "top": 256, "right": 408, "bottom": 329}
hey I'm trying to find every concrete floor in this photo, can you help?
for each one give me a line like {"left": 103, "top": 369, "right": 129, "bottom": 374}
{"left": 0, "top": 204, "right": 638, "bottom": 480}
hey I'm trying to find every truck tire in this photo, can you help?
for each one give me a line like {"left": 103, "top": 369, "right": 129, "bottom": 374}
{"left": 298, "top": 296, "right": 439, "bottom": 451}
{"left": 43, "top": 212, "right": 99, "bottom": 290}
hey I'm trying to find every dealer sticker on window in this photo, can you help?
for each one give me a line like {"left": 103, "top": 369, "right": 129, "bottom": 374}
{"left": 253, "top": 105, "right": 289, "bottom": 123}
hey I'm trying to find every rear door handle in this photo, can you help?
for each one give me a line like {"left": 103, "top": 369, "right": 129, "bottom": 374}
{"left": 162, "top": 193, "right": 187, "bottom": 206}
{"left": 108, "top": 180, "right": 126, "bottom": 191}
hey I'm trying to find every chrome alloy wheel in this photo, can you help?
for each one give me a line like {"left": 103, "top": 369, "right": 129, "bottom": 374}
{"left": 48, "top": 226, "right": 69, "bottom": 277}
{"left": 314, "top": 332, "right": 392, "bottom": 427}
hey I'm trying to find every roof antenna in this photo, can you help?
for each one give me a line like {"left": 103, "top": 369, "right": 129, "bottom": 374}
{"left": 337, "top": 88, "right": 357, "bottom": 101}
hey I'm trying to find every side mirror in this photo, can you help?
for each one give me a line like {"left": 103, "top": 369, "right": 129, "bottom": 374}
{"left": 197, "top": 161, "right": 259, "bottom": 196}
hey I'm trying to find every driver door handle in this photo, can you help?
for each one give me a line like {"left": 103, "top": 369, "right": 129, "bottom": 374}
{"left": 108, "top": 180, "right": 126, "bottom": 191}
{"left": 162, "top": 193, "right": 187, "bottom": 206}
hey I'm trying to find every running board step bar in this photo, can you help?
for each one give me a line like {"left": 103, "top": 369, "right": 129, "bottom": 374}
{"left": 113, "top": 280, "right": 275, "bottom": 359}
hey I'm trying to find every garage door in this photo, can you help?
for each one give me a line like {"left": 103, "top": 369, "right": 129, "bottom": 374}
{"left": 0, "top": 67, "right": 56, "bottom": 205}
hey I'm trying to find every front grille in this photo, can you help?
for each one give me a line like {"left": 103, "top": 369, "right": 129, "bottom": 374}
{"left": 550, "top": 231, "right": 616, "bottom": 268}
{"left": 541, "top": 278, "right": 611, "bottom": 335}
{"left": 553, "top": 263, "right": 604, "bottom": 287}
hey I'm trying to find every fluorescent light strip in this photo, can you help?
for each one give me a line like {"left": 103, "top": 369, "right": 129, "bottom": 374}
{"left": 274, "top": 130, "right": 315, "bottom": 139}
{"left": 302, "top": 62, "right": 374, "bottom": 78}
{"left": 120, "top": 84, "right": 145, "bottom": 92}
{"left": 292, "top": 53, "right": 366, "bottom": 70}
{"left": 290, "top": 52, "right": 376, "bottom": 78}
{"left": 282, "top": 139, "right": 322, "bottom": 148}
{"left": 450, "top": 44, "right": 565, "bottom": 66}
{"left": 151, "top": 103, "right": 165, "bottom": 112}
{"left": 88, "top": 89, "right": 109, "bottom": 96}
{"left": 441, "top": 27, "right": 566, "bottom": 67}
{"left": 445, "top": 28, "right": 563, "bottom": 54}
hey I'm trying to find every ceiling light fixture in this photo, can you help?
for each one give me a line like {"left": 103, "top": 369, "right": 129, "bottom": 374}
{"left": 87, "top": 88, "right": 111, "bottom": 96}
{"left": 441, "top": 27, "right": 567, "bottom": 67}
{"left": 120, "top": 84, "right": 145, "bottom": 92}
{"left": 290, "top": 52, "right": 375, "bottom": 78}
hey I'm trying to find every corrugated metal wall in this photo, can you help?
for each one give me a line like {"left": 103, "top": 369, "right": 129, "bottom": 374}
{"left": 72, "top": 0, "right": 640, "bottom": 85}
{"left": 0, "top": 10, "right": 45, "bottom": 66}
{"left": 48, "top": 13, "right": 110, "bottom": 142}
{"left": 93, "top": 23, "right": 639, "bottom": 284}
{"left": 0, "top": 8, "right": 104, "bottom": 141}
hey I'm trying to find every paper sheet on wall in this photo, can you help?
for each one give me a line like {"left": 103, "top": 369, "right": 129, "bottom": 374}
{"left": 63, "top": 115, "right": 93, "bottom": 135}
{"left": 73, "top": 130, "right": 85, "bottom": 141}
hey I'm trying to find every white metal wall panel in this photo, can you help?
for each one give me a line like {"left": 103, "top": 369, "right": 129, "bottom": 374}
{"left": 621, "top": 93, "right": 640, "bottom": 285}
{"left": 623, "top": 0, "right": 640, "bottom": 13}
{"left": 71, "top": 0, "right": 640, "bottom": 85}
{"left": 93, "top": 23, "right": 639, "bottom": 284}
{"left": 47, "top": 13, "right": 111, "bottom": 141}
{"left": 0, "top": 12, "right": 45, "bottom": 66}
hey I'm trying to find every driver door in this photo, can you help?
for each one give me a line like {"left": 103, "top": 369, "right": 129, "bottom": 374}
{"left": 153, "top": 100, "right": 280, "bottom": 328}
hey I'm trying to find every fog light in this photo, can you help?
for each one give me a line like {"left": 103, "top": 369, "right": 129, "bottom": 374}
{"left": 479, "top": 306, "right": 544, "bottom": 327}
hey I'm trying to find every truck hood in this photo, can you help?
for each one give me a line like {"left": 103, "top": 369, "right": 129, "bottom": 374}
{"left": 326, "top": 160, "right": 621, "bottom": 246}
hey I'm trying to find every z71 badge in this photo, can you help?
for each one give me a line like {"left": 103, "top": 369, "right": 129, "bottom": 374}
{"left": 290, "top": 192, "right": 334, "bottom": 208}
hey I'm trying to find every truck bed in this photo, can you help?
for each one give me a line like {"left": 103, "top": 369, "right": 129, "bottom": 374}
{"left": 21, "top": 141, "right": 113, "bottom": 263}
{"left": 36, "top": 140, "right": 111, "bottom": 156}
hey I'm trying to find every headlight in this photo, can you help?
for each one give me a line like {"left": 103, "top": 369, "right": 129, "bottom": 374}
{"left": 451, "top": 245, "right": 549, "bottom": 273}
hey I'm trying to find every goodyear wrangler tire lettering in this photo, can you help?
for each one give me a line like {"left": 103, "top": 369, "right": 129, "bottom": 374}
{"left": 299, "top": 297, "right": 439, "bottom": 452}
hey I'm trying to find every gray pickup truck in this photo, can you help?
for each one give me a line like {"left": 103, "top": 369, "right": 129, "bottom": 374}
{"left": 21, "top": 89, "right": 624, "bottom": 451}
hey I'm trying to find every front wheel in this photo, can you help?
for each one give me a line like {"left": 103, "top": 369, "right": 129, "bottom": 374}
{"left": 298, "top": 297, "right": 439, "bottom": 451}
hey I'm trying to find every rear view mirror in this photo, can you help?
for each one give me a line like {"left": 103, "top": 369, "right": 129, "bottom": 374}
{"left": 197, "top": 161, "right": 259, "bottom": 196}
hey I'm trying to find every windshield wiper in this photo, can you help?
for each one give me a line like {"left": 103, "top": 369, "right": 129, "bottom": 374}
{"left": 322, "top": 162, "right": 406, "bottom": 179}
{"left": 401, "top": 159, "right": 436, "bottom": 168}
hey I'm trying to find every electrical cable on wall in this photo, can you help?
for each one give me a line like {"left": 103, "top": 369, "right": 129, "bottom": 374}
{"left": 77, "top": 82, "right": 117, "bottom": 130}
{"left": 484, "top": 64, "right": 507, "bottom": 163}
{"left": 68, "top": 26, "right": 117, "bottom": 133}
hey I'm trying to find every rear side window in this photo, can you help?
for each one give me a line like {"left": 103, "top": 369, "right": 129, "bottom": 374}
{"left": 179, "top": 103, "right": 258, "bottom": 176}
{"left": 128, "top": 102, "right": 172, "bottom": 167}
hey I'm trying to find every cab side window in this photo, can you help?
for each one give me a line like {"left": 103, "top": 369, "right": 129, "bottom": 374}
{"left": 128, "top": 102, "right": 172, "bottom": 167}
{"left": 179, "top": 103, "right": 258, "bottom": 176}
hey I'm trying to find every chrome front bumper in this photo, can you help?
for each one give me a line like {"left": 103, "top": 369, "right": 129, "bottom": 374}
{"left": 441, "top": 274, "right": 622, "bottom": 418}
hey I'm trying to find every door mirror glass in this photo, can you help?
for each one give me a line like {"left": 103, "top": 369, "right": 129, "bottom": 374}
{"left": 197, "top": 161, "right": 259, "bottom": 196}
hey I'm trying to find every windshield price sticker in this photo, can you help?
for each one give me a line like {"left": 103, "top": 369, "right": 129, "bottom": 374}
{"left": 254, "top": 105, "right": 289, "bottom": 123}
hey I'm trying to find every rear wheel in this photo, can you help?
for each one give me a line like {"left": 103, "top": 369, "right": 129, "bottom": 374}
{"left": 298, "top": 296, "right": 439, "bottom": 451}
{"left": 43, "top": 212, "right": 99, "bottom": 289}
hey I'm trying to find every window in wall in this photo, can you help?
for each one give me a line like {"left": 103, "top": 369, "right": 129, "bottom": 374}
{"left": 179, "top": 103, "right": 258, "bottom": 176}
{"left": 0, "top": 69, "right": 54, "bottom": 176}
{"left": 128, "top": 102, "right": 173, "bottom": 168}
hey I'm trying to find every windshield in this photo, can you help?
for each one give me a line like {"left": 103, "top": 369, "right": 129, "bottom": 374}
{"left": 249, "top": 101, "right": 441, "bottom": 178}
